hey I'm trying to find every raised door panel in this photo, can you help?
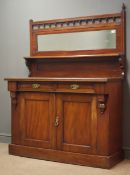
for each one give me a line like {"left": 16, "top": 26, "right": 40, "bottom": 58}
{"left": 56, "top": 94, "right": 97, "bottom": 154}
{"left": 19, "top": 92, "right": 55, "bottom": 149}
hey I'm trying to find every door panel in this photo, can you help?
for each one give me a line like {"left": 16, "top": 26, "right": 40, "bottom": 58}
{"left": 25, "top": 99, "right": 49, "bottom": 141}
{"left": 19, "top": 92, "right": 55, "bottom": 149}
{"left": 63, "top": 101, "right": 91, "bottom": 146}
{"left": 56, "top": 94, "right": 97, "bottom": 154}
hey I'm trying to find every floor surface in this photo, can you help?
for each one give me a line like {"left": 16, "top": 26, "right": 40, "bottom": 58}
{"left": 0, "top": 143, "right": 130, "bottom": 175}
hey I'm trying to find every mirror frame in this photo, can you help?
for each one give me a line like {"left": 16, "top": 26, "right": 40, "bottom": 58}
{"left": 37, "top": 29, "right": 117, "bottom": 52}
{"left": 30, "top": 5, "right": 125, "bottom": 57}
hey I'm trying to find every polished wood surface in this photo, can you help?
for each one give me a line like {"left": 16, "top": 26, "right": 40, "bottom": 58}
{"left": 5, "top": 4, "right": 126, "bottom": 169}
{"left": 56, "top": 94, "right": 97, "bottom": 154}
{"left": 6, "top": 79, "right": 124, "bottom": 168}
{"left": 19, "top": 92, "right": 55, "bottom": 149}
{"left": 5, "top": 77, "right": 109, "bottom": 82}
{"left": 9, "top": 144, "right": 123, "bottom": 169}
{"left": 30, "top": 10, "right": 124, "bottom": 56}
{"left": 25, "top": 57, "right": 124, "bottom": 78}
{"left": 24, "top": 53, "right": 121, "bottom": 59}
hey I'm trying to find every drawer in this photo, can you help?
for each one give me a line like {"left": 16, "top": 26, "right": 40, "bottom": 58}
{"left": 17, "top": 81, "right": 105, "bottom": 93}
{"left": 57, "top": 82, "right": 95, "bottom": 93}
{"left": 18, "top": 82, "right": 56, "bottom": 91}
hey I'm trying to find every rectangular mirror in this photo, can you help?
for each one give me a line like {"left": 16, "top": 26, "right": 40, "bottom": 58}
{"left": 38, "top": 30, "right": 116, "bottom": 52}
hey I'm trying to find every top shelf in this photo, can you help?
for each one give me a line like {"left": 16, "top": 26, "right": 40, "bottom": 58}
{"left": 24, "top": 53, "right": 121, "bottom": 60}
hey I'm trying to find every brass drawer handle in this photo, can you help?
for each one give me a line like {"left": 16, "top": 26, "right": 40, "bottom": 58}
{"left": 70, "top": 84, "right": 80, "bottom": 90}
{"left": 32, "top": 84, "right": 40, "bottom": 89}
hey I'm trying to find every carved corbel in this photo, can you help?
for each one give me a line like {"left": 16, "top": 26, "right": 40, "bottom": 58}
{"left": 10, "top": 92, "right": 17, "bottom": 108}
{"left": 97, "top": 94, "right": 108, "bottom": 115}
{"left": 25, "top": 59, "right": 31, "bottom": 77}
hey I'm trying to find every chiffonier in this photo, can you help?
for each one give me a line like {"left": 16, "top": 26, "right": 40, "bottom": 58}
{"left": 5, "top": 4, "right": 126, "bottom": 168}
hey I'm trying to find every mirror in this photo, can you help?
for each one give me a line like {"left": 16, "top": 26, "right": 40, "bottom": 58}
{"left": 37, "top": 30, "right": 116, "bottom": 51}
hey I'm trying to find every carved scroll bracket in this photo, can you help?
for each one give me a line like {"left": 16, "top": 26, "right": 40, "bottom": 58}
{"left": 10, "top": 92, "right": 17, "bottom": 108}
{"left": 97, "top": 94, "right": 108, "bottom": 115}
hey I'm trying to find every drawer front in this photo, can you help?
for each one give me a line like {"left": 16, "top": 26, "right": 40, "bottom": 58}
{"left": 18, "top": 82, "right": 55, "bottom": 91}
{"left": 17, "top": 82, "right": 105, "bottom": 94}
{"left": 57, "top": 82, "right": 95, "bottom": 93}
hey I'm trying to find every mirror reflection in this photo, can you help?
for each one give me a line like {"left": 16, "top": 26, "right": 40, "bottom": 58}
{"left": 38, "top": 30, "right": 116, "bottom": 51}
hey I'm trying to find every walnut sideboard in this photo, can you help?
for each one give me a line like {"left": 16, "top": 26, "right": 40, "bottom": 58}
{"left": 5, "top": 4, "right": 126, "bottom": 168}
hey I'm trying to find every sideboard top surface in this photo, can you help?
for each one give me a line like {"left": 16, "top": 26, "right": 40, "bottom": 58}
{"left": 5, "top": 77, "right": 123, "bottom": 82}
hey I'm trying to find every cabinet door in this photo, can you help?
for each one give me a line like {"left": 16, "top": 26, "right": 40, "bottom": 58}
{"left": 56, "top": 93, "right": 97, "bottom": 154}
{"left": 19, "top": 92, "right": 55, "bottom": 149}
